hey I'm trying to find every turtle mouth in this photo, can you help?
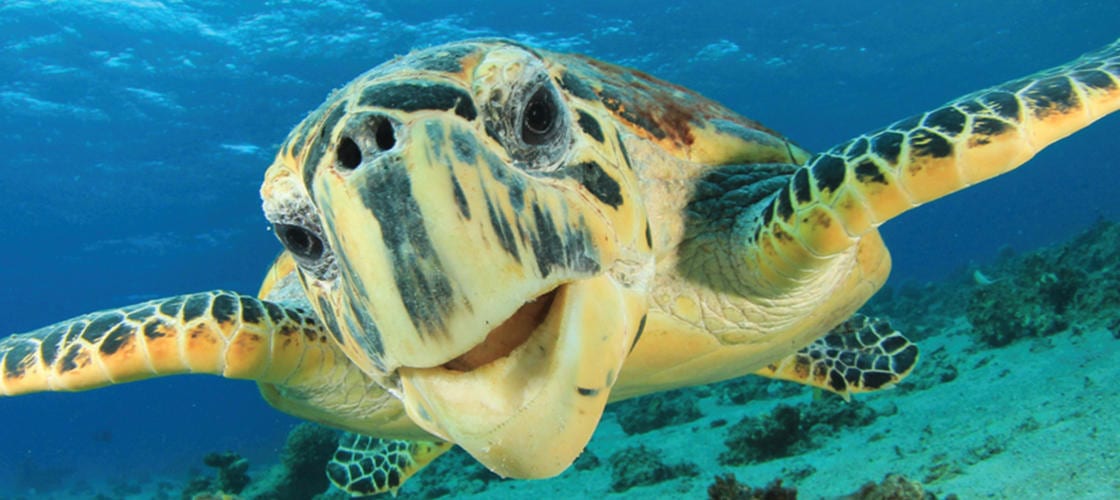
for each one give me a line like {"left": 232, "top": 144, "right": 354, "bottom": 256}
{"left": 442, "top": 287, "right": 560, "bottom": 372}
{"left": 395, "top": 274, "right": 639, "bottom": 479}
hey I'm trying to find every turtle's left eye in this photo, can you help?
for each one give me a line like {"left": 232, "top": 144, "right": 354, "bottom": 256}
{"left": 522, "top": 86, "right": 558, "bottom": 145}
{"left": 275, "top": 223, "right": 324, "bottom": 262}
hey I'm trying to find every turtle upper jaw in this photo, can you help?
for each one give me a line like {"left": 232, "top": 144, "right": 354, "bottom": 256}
{"left": 397, "top": 273, "right": 645, "bottom": 478}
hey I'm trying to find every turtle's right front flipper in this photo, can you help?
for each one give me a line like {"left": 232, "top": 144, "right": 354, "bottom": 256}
{"left": 0, "top": 290, "right": 332, "bottom": 395}
{"left": 743, "top": 38, "right": 1120, "bottom": 292}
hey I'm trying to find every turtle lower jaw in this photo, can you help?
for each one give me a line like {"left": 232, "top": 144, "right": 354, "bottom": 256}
{"left": 395, "top": 274, "right": 643, "bottom": 478}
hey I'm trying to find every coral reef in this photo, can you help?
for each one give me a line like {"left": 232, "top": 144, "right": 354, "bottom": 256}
{"left": 180, "top": 451, "right": 249, "bottom": 499}
{"left": 608, "top": 387, "right": 703, "bottom": 435}
{"left": 714, "top": 376, "right": 805, "bottom": 405}
{"left": 245, "top": 423, "right": 339, "bottom": 500}
{"left": 204, "top": 452, "right": 250, "bottom": 495}
{"left": 965, "top": 219, "right": 1120, "bottom": 347}
{"left": 573, "top": 449, "right": 602, "bottom": 471}
{"left": 863, "top": 219, "right": 1120, "bottom": 349}
{"left": 608, "top": 444, "right": 699, "bottom": 492}
{"left": 966, "top": 257, "right": 1077, "bottom": 346}
{"left": 707, "top": 474, "right": 796, "bottom": 500}
{"left": 841, "top": 473, "right": 956, "bottom": 500}
{"left": 720, "top": 395, "right": 883, "bottom": 466}
{"left": 181, "top": 475, "right": 212, "bottom": 500}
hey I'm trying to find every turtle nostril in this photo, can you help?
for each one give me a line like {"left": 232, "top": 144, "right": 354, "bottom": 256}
{"left": 374, "top": 118, "right": 396, "bottom": 151}
{"left": 336, "top": 137, "right": 362, "bottom": 170}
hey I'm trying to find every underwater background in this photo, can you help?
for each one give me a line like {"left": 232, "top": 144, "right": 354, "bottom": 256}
{"left": 0, "top": 1, "right": 1118, "bottom": 498}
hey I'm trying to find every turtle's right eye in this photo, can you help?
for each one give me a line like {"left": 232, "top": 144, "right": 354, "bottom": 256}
{"left": 521, "top": 86, "right": 559, "bottom": 145}
{"left": 274, "top": 223, "right": 324, "bottom": 262}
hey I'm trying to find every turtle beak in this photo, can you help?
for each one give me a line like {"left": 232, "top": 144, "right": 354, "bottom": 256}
{"left": 398, "top": 274, "right": 645, "bottom": 478}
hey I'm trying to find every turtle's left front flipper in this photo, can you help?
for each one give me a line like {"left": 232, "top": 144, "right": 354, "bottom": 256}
{"left": 326, "top": 433, "right": 452, "bottom": 497}
{"left": 744, "top": 38, "right": 1120, "bottom": 292}
{"left": 0, "top": 290, "right": 333, "bottom": 395}
{"left": 755, "top": 315, "right": 918, "bottom": 400}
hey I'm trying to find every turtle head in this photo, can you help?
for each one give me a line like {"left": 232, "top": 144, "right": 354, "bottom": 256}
{"left": 260, "top": 40, "right": 652, "bottom": 477}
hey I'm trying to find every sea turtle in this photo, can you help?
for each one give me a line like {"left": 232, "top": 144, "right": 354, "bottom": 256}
{"left": 3, "top": 38, "right": 1119, "bottom": 496}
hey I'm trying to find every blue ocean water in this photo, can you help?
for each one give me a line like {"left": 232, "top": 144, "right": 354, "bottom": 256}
{"left": 0, "top": 0, "right": 1117, "bottom": 495}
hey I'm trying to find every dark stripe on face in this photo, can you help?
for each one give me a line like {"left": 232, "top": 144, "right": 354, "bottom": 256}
{"left": 450, "top": 127, "right": 476, "bottom": 163}
{"left": 483, "top": 153, "right": 526, "bottom": 211}
{"left": 343, "top": 286, "right": 386, "bottom": 357}
{"left": 528, "top": 203, "right": 600, "bottom": 278}
{"left": 317, "top": 296, "right": 347, "bottom": 345}
{"left": 303, "top": 102, "right": 349, "bottom": 192}
{"left": 486, "top": 197, "right": 521, "bottom": 260}
{"left": 290, "top": 106, "right": 327, "bottom": 159}
{"left": 359, "top": 81, "right": 477, "bottom": 121}
{"left": 573, "top": 161, "right": 623, "bottom": 209}
{"left": 559, "top": 71, "right": 598, "bottom": 101}
{"left": 616, "top": 130, "right": 633, "bottom": 169}
{"left": 451, "top": 175, "right": 471, "bottom": 219}
{"left": 629, "top": 314, "right": 647, "bottom": 354}
{"left": 576, "top": 110, "right": 605, "bottom": 142}
{"left": 358, "top": 163, "right": 454, "bottom": 335}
